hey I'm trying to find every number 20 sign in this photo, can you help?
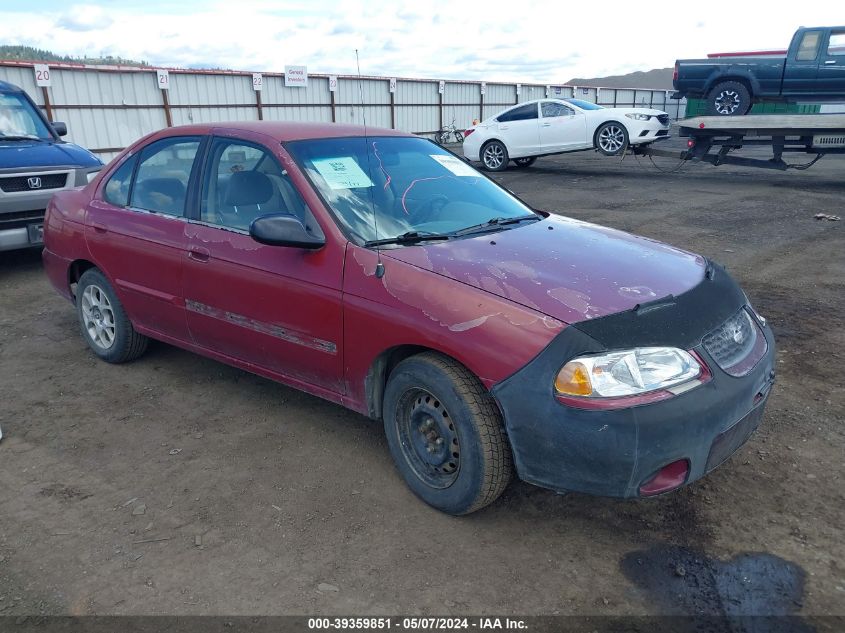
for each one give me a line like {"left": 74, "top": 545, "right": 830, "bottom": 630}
{"left": 34, "top": 64, "right": 51, "bottom": 87}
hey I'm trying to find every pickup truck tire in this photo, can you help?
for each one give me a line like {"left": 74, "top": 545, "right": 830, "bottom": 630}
{"left": 706, "top": 81, "right": 752, "bottom": 116}
{"left": 382, "top": 351, "right": 513, "bottom": 515}
{"left": 595, "top": 122, "right": 629, "bottom": 156}
{"left": 76, "top": 268, "right": 149, "bottom": 363}
{"left": 480, "top": 140, "right": 509, "bottom": 171}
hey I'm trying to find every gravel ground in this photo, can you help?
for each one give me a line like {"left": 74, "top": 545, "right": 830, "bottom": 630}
{"left": 0, "top": 140, "right": 842, "bottom": 619}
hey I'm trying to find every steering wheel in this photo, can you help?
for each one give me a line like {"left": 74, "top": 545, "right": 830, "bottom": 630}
{"left": 414, "top": 194, "right": 450, "bottom": 223}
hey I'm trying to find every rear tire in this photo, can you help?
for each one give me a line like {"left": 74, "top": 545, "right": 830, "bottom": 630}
{"left": 706, "top": 81, "right": 752, "bottom": 116}
{"left": 383, "top": 352, "right": 513, "bottom": 515}
{"left": 454, "top": 131, "right": 464, "bottom": 143}
{"left": 480, "top": 140, "right": 509, "bottom": 171}
{"left": 76, "top": 268, "right": 148, "bottom": 363}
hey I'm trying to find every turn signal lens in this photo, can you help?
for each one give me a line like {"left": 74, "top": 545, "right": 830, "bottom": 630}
{"left": 554, "top": 361, "right": 593, "bottom": 396}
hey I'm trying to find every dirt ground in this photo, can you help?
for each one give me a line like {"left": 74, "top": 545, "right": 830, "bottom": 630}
{"left": 0, "top": 139, "right": 843, "bottom": 619}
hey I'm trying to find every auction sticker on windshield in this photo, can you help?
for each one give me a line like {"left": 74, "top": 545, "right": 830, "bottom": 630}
{"left": 430, "top": 154, "right": 478, "bottom": 177}
{"left": 312, "top": 157, "right": 374, "bottom": 190}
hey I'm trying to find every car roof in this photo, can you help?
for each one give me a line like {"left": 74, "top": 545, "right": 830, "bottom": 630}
{"left": 0, "top": 80, "right": 24, "bottom": 94}
{"left": 158, "top": 120, "right": 411, "bottom": 142}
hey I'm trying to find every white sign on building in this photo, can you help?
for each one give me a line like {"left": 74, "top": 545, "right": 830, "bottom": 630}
{"left": 34, "top": 64, "right": 51, "bottom": 87}
{"left": 284, "top": 66, "right": 308, "bottom": 87}
{"left": 156, "top": 70, "right": 170, "bottom": 90}
{"left": 252, "top": 73, "right": 263, "bottom": 91}
{"left": 328, "top": 76, "right": 338, "bottom": 92}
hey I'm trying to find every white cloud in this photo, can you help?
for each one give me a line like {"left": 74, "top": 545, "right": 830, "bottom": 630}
{"left": 0, "top": 0, "right": 842, "bottom": 82}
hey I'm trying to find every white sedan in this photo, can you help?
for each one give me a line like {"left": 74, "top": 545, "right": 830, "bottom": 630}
{"left": 462, "top": 98, "right": 671, "bottom": 171}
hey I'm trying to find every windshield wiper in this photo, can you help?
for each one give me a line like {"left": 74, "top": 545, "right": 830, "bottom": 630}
{"left": 365, "top": 230, "right": 452, "bottom": 247}
{"left": 0, "top": 134, "right": 42, "bottom": 141}
{"left": 451, "top": 214, "right": 539, "bottom": 237}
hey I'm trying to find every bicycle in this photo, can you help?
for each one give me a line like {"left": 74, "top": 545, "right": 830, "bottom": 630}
{"left": 435, "top": 118, "right": 464, "bottom": 145}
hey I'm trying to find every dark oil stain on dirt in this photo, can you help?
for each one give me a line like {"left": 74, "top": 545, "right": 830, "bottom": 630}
{"left": 621, "top": 544, "right": 812, "bottom": 632}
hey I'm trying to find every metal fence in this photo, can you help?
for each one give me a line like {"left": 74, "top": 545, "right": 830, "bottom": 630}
{"left": 1, "top": 61, "right": 687, "bottom": 162}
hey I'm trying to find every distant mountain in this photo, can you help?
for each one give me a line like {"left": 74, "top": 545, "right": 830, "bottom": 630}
{"left": 567, "top": 68, "right": 674, "bottom": 90}
{"left": 0, "top": 45, "right": 149, "bottom": 67}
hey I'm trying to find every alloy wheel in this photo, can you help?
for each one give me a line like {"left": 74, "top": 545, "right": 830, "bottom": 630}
{"left": 598, "top": 125, "right": 625, "bottom": 153}
{"left": 80, "top": 284, "right": 116, "bottom": 350}
{"left": 483, "top": 143, "right": 505, "bottom": 170}
{"left": 714, "top": 90, "right": 741, "bottom": 115}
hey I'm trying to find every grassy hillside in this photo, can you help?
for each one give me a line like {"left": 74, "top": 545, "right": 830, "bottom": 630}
{"left": 0, "top": 45, "right": 148, "bottom": 67}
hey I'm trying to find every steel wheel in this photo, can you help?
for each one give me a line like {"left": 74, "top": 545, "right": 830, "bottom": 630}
{"left": 396, "top": 388, "right": 461, "bottom": 489}
{"left": 598, "top": 124, "right": 626, "bottom": 155}
{"left": 481, "top": 141, "right": 508, "bottom": 171}
{"left": 80, "top": 284, "right": 116, "bottom": 350}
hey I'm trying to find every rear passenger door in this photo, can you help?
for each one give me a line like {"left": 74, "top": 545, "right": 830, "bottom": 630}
{"left": 495, "top": 102, "right": 540, "bottom": 156}
{"left": 182, "top": 134, "right": 344, "bottom": 392}
{"left": 85, "top": 136, "right": 203, "bottom": 340}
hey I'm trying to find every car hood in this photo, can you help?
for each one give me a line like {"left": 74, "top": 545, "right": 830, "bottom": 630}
{"left": 0, "top": 139, "right": 101, "bottom": 170}
{"left": 382, "top": 215, "right": 706, "bottom": 324}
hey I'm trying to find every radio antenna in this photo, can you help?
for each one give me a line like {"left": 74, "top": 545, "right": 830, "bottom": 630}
{"left": 356, "top": 48, "right": 384, "bottom": 279}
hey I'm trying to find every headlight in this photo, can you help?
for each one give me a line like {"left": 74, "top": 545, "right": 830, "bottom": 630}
{"left": 625, "top": 113, "right": 651, "bottom": 121}
{"left": 555, "top": 347, "right": 705, "bottom": 403}
{"left": 86, "top": 170, "right": 101, "bottom": 183}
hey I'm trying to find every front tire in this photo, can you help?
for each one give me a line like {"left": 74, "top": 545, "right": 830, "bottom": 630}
{"left": 706, "top": 81, "right": 752, "bottom": 116}
{"left": 595, "top": 122, "right": 628, "bottom": 156}
{"left": 383, "top": 352, "right": 513, "bottom": 515}
{"left": 480, "top": 140, "right": 509, "bottom": 171}
{"left": 76, "top": 268, "right": 148, "bottom": 363}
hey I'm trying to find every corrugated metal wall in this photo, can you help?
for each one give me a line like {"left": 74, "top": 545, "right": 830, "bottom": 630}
{"left": 1, "top": 61, "right": 687, "bottom": 160}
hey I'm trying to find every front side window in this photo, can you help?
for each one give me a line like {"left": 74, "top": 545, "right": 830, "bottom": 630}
{"left": 201, "top": 139, "right": 323, "bottom": 236}
{"left": 796, "top": 31, "right": 822, "bottom": 61}
{"left": 103, "top": 156, "right": 136, "bottom": 207}
{"left": 129, "top": 137, "right": 201, "bottom": 215}
{"left": 497, "top": 103, "right": 539, "bottom": 122}
{"left": 828, "top": 31, "right": 845, "bottom": 56}
{"left": 0, "top": 92, "right": 52, "bottom": 140}
{"left": 541, "top": 102, "right": 574, "bottom": 118}
{"left": 286, "top": 136, "right": 538, "bottom": 245}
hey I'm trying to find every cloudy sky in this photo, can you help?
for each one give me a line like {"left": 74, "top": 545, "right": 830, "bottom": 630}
{"left": 0, "top": 1, "right": 842, "bottom": 81}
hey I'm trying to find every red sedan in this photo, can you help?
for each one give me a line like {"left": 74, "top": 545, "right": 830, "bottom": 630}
{"left": 43, "top": 122, "right": 775, "bottom": 514}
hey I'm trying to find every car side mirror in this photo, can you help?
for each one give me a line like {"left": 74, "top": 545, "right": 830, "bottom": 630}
{"left": 250, "top": 214, "right": 325, "bottom": 250}
{"left": 51, "top": 122, "right": 68, "bottom": 137}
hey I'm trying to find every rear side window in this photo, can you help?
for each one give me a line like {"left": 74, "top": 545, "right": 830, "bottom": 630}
{"left": 796, "top": 31, "right": 822, "bottom": 61}
{"left": 103, "top": 157, "right": 136, "bottom": 207}
{"left": 497, "top": 103, "right": 538, "bottom": 122}
{"left": 828, "top": 31, "right": 845, "bottom": 56}
{"left": 130, "top": 137, "right": 201, "bottom": 216}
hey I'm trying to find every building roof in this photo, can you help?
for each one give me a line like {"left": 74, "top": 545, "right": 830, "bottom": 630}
{"left": 162, "top": 120, "right": 410, "bottom": 142}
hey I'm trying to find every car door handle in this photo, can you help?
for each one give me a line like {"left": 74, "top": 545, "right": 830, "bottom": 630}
{"left": 541, "top": 122, "right": 552, "bottom": 127}
{"left": 92, "top": 222, "right": 107, "bottom": 234}
{"left": 188, "top": 247, "right": 210, "bottom": 262}
{"left": 824, "top": 60, "right": 837, "bottom": 64}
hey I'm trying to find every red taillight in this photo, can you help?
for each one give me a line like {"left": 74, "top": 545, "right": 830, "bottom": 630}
{"left": 687, "top": 139, "right": 696, "bottom": 148}
{"left": 639, "top": 459, "right": 689, "bottom": 497}
{"left": 464, "top": 129, "right": 475, "bottom": 138}
{"left": 673, "top": 63, "right": 678, "bottom": 82}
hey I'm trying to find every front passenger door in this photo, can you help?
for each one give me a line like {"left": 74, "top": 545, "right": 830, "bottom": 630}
{"left": 183, "top": 134, "right": 344, "bottom": 392}
{"left": 539, "top": 101, "right": 586, "bottom": 152}
{"left": 817, "top": 30, "right": 845, "bottom": 96}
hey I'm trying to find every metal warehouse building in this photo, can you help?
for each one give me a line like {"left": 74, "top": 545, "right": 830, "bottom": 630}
{"left": 0, "top": 61, "right": 687, "bottom": 162}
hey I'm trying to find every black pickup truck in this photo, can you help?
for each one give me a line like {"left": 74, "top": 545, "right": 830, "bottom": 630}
{"left": 672, "top": 26, "right": 845, "bottom": 115}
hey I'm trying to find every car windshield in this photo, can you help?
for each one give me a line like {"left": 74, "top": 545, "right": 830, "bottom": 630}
{"left": 0, "top": 92, "right": 52, "bottom": 140}
{"left": 286, "top": 136, "right": 538, "bottom": 245}
{"left": 565, "top": 99, "right": 604, "bottom": 111}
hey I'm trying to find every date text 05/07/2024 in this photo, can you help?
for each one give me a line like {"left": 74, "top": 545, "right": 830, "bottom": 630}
{"left": 307, "top": 617, "right": 528, "bottom": 630}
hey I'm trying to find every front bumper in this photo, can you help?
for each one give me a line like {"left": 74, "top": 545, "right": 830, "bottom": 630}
{"left": 492, "top": 263, "right": 775, "bottom": 498}
{"left": 627, "top": 122, "right": 671, "bottom": 145}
